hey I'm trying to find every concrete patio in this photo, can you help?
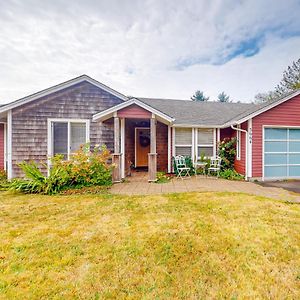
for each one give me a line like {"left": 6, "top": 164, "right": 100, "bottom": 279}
{"left": 110, "top": 172, "right": 300, "bottom": 203}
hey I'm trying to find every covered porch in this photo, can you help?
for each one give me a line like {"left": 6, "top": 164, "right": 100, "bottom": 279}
{"left": 93, "top": 98, "right": 174, "bottom": 182}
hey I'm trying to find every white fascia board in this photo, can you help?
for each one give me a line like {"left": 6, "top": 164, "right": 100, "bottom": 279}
{"left": 0, "top": 75, "right": 128, "bottom": 114}
{"left": 172, "top": 124, "right": 221, "bottom": 128}
{"left": 92, "top": 98, "right": 174, "bottom": 123}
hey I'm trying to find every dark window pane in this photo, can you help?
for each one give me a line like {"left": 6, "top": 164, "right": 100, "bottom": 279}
{"left": 53, "top": 122, "right": 68, "bottom": 159}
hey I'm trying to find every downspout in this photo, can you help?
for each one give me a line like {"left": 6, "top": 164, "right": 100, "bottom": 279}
{"left": 231, "top": 124, "right": 248, "bottom": 181}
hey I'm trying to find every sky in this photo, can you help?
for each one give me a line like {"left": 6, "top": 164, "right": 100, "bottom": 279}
{"left": 0, "top": 0, "right": 300, "bottom": 104}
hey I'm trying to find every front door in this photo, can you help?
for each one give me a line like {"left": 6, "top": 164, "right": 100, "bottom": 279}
{"left": 135, "top": 128, "right": 150, "bottom": 167}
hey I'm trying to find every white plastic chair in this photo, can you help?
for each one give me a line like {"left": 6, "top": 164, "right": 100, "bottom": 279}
{"left": 208, "top": 157, "right": 222, "bottom": 178}
{"left": 174, "top": 155, "right": 191, "bottom": 179}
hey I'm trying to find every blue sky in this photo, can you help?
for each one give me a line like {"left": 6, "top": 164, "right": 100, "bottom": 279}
{"left": 0, "top": 0, "right": 300, "bottom": 104}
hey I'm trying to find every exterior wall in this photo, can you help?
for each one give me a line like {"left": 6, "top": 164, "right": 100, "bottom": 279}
{"left": 11, "top": 81, "right": 123, "bottom": 177}
{"left": 0, "top": 124, "right": 4, "bottom": 170}
{"left": 156, "top": 122, "right": 168, "bottom": 172}
{"left": 118, "top": 105, "right": 151, "bottom": 119}
{"left": 219, "top": 123, "right": 247, "bottom": 176}
{"left": 252, "top": 94, "right": 300, "bottom": 178}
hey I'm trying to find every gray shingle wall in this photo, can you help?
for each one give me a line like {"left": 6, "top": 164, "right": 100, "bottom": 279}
{"left": 11, "top": 81, "right": 123, "bottom": 177}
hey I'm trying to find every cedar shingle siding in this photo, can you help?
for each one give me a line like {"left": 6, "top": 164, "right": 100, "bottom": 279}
{"left": 11, "top": 81, "right": 123, "bottom": 177}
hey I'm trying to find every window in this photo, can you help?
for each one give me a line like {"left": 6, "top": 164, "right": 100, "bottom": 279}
{"left": 174, "top": 128, "right": 192, "bottom": 156}
{"left": 49, "top": 119, "right": 89, "bottom": 159}
{"left": 196, "top": 128, "right": 214, "bottom": 158}
{"left": 236, "top": 125, "right": 241, "bottom": 160}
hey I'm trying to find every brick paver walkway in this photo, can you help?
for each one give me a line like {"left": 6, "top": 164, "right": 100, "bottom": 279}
{"left": 110, "top": 172, "right": 300, "bottom": 203}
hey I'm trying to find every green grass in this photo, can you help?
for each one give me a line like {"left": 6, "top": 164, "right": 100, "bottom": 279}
{"left": 0, "top": 191, "right": 299, "bottom": 299}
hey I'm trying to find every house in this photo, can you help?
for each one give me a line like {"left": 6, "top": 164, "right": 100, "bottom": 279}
{"left": 0, "top": 75, "right": 300, "bottom": 182}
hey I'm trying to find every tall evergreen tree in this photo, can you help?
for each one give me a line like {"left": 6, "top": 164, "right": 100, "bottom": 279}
{"left": 217, "top": 91, "right": 230, "bottom": 102}
{"left": 191, "top": 90, "right": 209, "bottom": 101}
{"left": 275, "top": 58, "right": 300, "bottom": 96}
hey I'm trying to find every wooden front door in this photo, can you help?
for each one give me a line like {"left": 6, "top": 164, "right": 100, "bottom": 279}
{"left": 135, "top": 128, "right": 150, "bottom": 167}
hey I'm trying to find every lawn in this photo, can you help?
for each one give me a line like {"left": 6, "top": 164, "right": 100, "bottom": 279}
{"left": 0, "top": 191, "right": 299, "bottom": 299}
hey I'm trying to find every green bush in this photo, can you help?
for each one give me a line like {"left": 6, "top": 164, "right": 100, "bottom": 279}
{"left": 173, "top": 156, "right": 195, "bottom": 175}
{"left": 156, "top": 172, "right": 171, "bottom": 183}
{"left": 10, "top": 144, "right": 113, "bottom": 195}
{"left": 0, "top": 169, "right": 9, "bottom": 191}
{"left": 218, "top": 137, "right": 237, "bottom": 170}
{"left": 219, "top": 169, "right": 244, "bottom": 181}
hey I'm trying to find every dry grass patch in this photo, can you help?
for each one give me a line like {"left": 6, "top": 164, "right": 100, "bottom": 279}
{"left": 0, "top": 191, "right": 299, "bottom": 299}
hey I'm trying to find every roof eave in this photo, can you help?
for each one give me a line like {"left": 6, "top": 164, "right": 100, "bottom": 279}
{"left": 92, "top": 98, "right": 175, "bottom": 123}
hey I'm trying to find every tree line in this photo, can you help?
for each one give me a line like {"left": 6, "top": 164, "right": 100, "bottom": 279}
{"left": 190, "top": 58, "right": 300, "bottom": 103}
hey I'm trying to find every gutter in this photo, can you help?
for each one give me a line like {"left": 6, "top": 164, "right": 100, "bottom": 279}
{"left": 231, "top": 124, "right": 248, "bottom": 181}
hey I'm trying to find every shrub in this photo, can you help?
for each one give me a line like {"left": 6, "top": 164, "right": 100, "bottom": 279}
{"left": 219, "top": 169, "right": 244, "bottom": 181}
{"left": 10, "top": 144, "right": 113, "bottom": 195}
{"left": 218, "top": 137, "right": 237, "bottom": 170}
{"left": 0, "top": 169, "right": 9, "bottom": 191}
{"left": 156, "top": 172, "right": 171, "bottom": 183}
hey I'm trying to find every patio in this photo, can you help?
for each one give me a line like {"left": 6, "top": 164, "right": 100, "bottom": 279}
{"left": 110, "top": 171, "right": 300, "bottom": 203}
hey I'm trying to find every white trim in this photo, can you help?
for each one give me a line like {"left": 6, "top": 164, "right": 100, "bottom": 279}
{"left": 0, "top": 122, "right": 7, "bottom": 171}
{"left": 213, "top": 128, "right": 217, "bottom": 157}
{"left": 231, "top": 124, "right": 248, "bottom": 180}
{"left": 247, "top": 119, "right": 252, "bottom": 178}
{"left": 134, "top": 127, "right": 150, "bottom": 168}
{"left": 0, "top": 75, "right": 128, "bottom": 114}
{"left": 120, "top": 118, "right": 125, "bottom": 178}
{"left": 7, "top": 110, "right": 12, "bottom": 179}
{"left": 172, "top": 127, "right": 175, "bottom": 172}
{"left": 228, "top": 89, "right": 300, "bottom": 125}
{"left": 236, "top": 124, "right": 241, "bottom": 160}
{"left": 92, "top": 98, "right": 174, "bottom": 123}
{"left": 167, "top": 125, "right": 171, "bottom": 173}
{"left": 173, "top": 124, "right": 222, "bottom": 128}
{"left": 192, "top": 128, "right": 195, "bottom": 162}
{"left": 217, "top": 128, "right": 220, "bottom": 143}
{"left": 47, "top": 118, "right": 90, "bottom": 168}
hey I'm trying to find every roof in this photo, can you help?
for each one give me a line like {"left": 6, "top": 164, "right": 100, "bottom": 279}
{"left": 92, "top": 98, "right": 175, "bottom": 123}
{"left": 0, "top": 74, "right": 299, "bottom": 127}
{"left": 0, "top": 74, "right": 128, "bottom": 114}
{"left": 138, "top": 98, "right": 257, "bottom": 127}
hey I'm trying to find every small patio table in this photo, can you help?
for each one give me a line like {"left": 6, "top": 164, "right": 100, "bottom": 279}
{"left": 194, "top": 161, "right": 207, "bottom": 177}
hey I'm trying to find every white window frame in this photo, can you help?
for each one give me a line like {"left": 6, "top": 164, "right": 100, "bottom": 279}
{"left": 236, "top": 124, "right": 241, "bottom": 160}
{"left": 195, "top": 128, "right": 215, "bottom": 160}
{"left": 263, "top": 125, "right": 300, "bottom": 180}
{"left": 174, "top": 127, "right": 193, "bottom": 159}
{"left": 47, "top": 118, "right": 90, "bottom": 163}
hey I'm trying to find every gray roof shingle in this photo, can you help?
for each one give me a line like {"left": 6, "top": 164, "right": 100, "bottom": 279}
{"left": 138, "top": 98, "right": 258, "bottom": 126}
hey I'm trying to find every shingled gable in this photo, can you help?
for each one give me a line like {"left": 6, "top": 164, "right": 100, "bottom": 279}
{"left": 0, "top": 74, "right": 128, "bottom": 114}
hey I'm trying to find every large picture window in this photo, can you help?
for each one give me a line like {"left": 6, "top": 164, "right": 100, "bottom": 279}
{"left": 49, "top": 119, "right": 89, "bottom": 159}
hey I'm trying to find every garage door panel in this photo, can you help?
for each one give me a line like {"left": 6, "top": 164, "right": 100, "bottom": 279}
{"left": 289, "top": 166, "right": 300, "bottom": 177}
{"left": 289, "top": 129, "right": 300, "bottom": 139}
{"left": 289, "top": 141, "right": 300, "bottom": 152}
{"left": 289, "top": 154, "right": 300, "bottom": 164}
{"left": 264, "top": 153, "right": 287, "bottom": 165}
{"left": 265, "top": 166, "right": 287, "bottom": 178}
{"left": 265, "top": 141, "right": 287, "bottom": 152}
{"left": 264, "top": 128, "right": 287, "bottom": 140}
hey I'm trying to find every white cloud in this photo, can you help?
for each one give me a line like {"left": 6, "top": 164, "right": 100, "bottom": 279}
{"left": 0, "top": 0, "right": 299, "bottom": 104}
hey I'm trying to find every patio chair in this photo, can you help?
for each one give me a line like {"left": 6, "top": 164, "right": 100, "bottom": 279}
{"left": 174, "top": 155, "right": 191, "bottom": 179}
{"left": 208, "top": 157, "right": 222, "bottom": 178}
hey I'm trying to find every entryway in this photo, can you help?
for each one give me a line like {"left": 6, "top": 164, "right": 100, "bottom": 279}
{"left": 135, "top": 128, "right": 150, "bottom": 168}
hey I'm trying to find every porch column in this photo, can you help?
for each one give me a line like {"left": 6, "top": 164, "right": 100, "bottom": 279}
{"left": 112, "top": 114, "right": 121, "bottom": 183}
{"left": 148, "top": 114, "right": 157, "bottom": 182}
